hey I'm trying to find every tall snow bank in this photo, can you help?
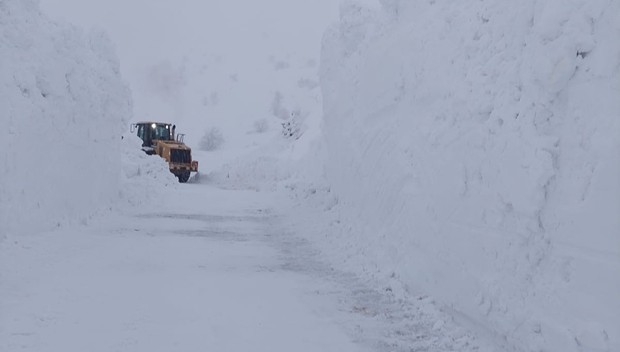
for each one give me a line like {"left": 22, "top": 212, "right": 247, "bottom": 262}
{"left": 0, "top": 0, "right": 131, "bottom": 237}
{"left": 319, "top": 1, "right": 619, "bottom": 351}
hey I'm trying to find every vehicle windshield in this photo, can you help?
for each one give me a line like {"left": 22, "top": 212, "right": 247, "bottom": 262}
{"left": 152, "top": 124, "right": 173, "bottom": 140}
{"left": 136, "top": 123, "right": 173, "bottom": 146}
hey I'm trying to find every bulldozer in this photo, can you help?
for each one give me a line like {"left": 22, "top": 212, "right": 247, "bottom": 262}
{"left": 130, "top": 122, "right": 198, "bottom": 183}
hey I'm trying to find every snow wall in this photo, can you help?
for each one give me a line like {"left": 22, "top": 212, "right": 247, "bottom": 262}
{"left": 319, "top": 1, "right": 620, "bottom": 351}
{"left": 0, "top": 0, "right": 132, "bottom": 237}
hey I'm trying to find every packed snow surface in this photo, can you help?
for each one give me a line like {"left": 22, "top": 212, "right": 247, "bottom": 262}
{"left": 2, "top": 183, "right": 501, "bottom": 352}
{"left": 311, "top": 1, "right": 620, "bottom": 351}
{"left": 0, "top": 187, "right": 368, "bottom": 352}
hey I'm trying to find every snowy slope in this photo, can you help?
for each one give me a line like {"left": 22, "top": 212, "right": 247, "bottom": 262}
{"left": 311, "top": 1, "right": 620, "bottom": 351}
{"left": 0, "top": 0, "right": 131, "bottom": 237}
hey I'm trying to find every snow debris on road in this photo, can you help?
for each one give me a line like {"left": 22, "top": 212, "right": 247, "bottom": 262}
{"left": 118, "top": 133, "right": 179, "bottom": 207}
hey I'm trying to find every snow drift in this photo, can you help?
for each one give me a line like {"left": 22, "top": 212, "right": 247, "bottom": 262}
{"left": 0, "top": 0, "right": 131, "bottom": 237}
{"left": 317, "top": 1, "right": 620, "bottom": 351}
{"left": 118, "top": 133, "right": 178, "bottom": 207}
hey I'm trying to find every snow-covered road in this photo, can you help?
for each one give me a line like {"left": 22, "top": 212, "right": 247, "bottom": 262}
{"left": 1, "top": 184, "right": 365, "bottom": 351}
{"left": 1, "top": 182, "right": 493, "bottom": 352}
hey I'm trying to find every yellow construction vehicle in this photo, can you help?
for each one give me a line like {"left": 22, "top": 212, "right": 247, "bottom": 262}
{"left": 130, "top": 122, "right": 198, "bottom": 183}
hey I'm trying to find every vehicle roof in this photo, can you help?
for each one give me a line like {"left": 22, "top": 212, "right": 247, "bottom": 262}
{"left": 134, "top": 121, "right": 173, "bottom": 125}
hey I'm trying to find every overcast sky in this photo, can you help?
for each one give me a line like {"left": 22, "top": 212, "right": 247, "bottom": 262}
{"left": 40, "top": 0, "right": 339, "bottom": 70}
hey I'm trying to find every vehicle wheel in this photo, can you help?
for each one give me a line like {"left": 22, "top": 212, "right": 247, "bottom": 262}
{"left": 177, "top": 171, "right": 190, "bottom": 183}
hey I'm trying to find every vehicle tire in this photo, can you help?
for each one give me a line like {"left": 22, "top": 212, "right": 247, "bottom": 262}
{"left": 177, "top": 171, "right": 190, "bottom": 183}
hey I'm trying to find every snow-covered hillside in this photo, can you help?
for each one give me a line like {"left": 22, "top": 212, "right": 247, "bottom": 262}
{"left": 0, "top": 0, "right": 131, "bottom": 237}
{"left": 310, "top": 1, "right": 620, "bottom": 351}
